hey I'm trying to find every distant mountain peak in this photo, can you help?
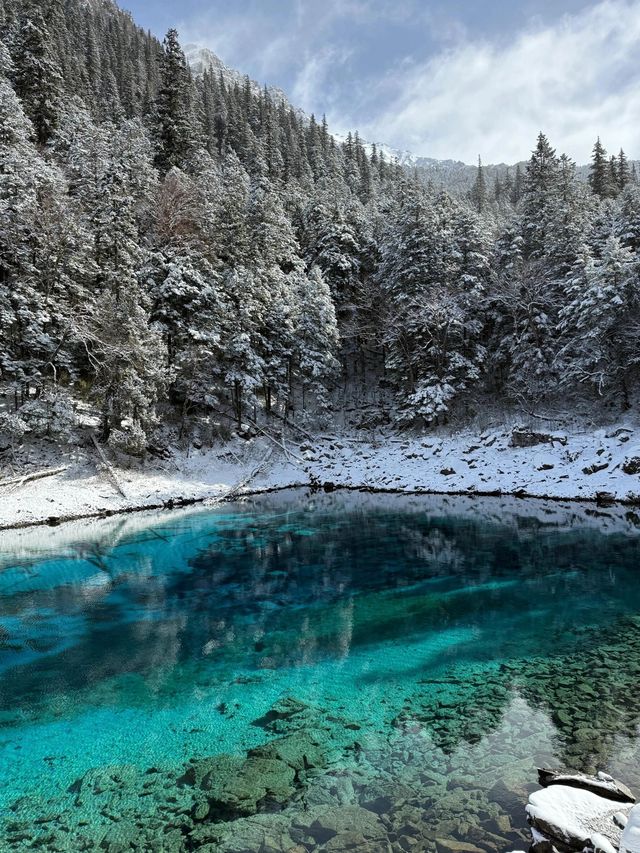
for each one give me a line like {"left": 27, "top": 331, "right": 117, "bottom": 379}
{"left": 184, "top": 43, "right": 291, "bottom": 109}
{"left": 183, "top": 44, "right": 232, "bottom": 77}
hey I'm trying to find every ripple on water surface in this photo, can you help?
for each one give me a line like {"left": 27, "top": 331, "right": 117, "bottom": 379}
{"left": 1, "top": 490, "right": 640, "bottom": 852}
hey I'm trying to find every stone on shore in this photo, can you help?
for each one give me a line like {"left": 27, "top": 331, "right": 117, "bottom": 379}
{"left": 527, "top": 781, "right": 633, "bottom": 852}
{"left": 538, "top": 769, "right": 635, "bottom": 804}
{"left": 621, "top": 805, "right": 640, "bottom": 853}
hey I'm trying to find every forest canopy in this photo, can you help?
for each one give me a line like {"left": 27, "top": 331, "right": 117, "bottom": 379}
{"left": 1, "top": 0, "right": 640, "bottom": 454}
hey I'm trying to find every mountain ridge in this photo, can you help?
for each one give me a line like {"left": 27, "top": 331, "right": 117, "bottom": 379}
{"left": 184, "top": 43, "right": 294, "bottom": 110}
{"left": 182, "top": 40, "right": 599, "bottom": 193}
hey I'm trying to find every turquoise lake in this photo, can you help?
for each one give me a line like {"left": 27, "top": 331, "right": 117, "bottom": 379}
{"left": 1, "top": 490, "right": 640, "bottom": 852}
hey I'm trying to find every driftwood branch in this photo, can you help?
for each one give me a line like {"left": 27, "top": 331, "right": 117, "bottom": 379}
{"left": 516, "top": 396, "right": 569, "bottom": 424}
{"left": 224, "top": 447, "right": 273, "bottom": 500}
{"left": 519, "top": 409, "right": 568, "bottom": 423}
{"left": 245, "top": 419, "right": 306, "bottom": 463}
{"left": 267, "top": 410, "right": 315, "bottom": 442}
{"left": 0, "top": 466, "right": 67, "bottom": 490}
{"left": 91, "top": 435, "right": 128, "bottom": 498}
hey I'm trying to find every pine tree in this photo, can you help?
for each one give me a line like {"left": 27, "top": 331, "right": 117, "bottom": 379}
{"left": 301, "top": 199, "right": 362, "bottom": 303}
{"left": 618, "top": 183, "right": 640, "bottom": 251}
{"left": 247, "top": 176, "right": 299, "bottom": 271}
{"left": 154, "top": 28, "right": 194, "bottom": 173}
{"left": 608, "top": 156, "right": 620, "bottom": 198}
{"left": 502, "top": 168, "right": 514, "bottom": 204}
{"left": 0, "top": 74, "right": 92, "bottom": 403}
{"left": 511, "top": 164, "right": 523, "bottom": 204}
{"left": 78, "top": 127, "right": 167, "bottom": 441}
{"left": 470, "top": 156, "right": 487, "bottom": 214}
{"left": 589, "top": 138, "right": 614, "bottom": 198}
{"left": 203, "top": 151, "right": 250, "bottom": 269}
{"left": 146, "top": 160, "right": 228, "bottom": 417}
{"left": 495, "top": 256, "right": 559, "bottom": 399}
{"left": 219, "top": 266, "right": 265, "bottom": 427}
{"left": 618, "top": 149, "right": 631, "bottom": 191}
{"left": 0, "top": 37, "right": 13, "bottom": 77}
{"left": 544, "top": 153, "right": 592, "bottom": 278}
{"left": 377, "top": 190, "right": 488, "bottom": 423}
{"left": 12, "top": 2, "right": 63, "bottom": 144}
{"left": 560, "top": 236, "right": 639, "bottom": 405}
{"left": 521, "top": 133, "right": 560, "bottom": 258}
{"left": 292, "top": 266, "right": 339, "bottom": 415}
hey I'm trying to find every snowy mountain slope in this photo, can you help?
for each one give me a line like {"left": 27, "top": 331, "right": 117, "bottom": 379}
{"left": 183, "top": 46, "right": 512, "bottom": 188}
{"left": 339, "top": 138, "right": 639, "bottom": 192}
{"left": 184, "top": 43, "right": 636, "bottom": 192}
{"left": 184, "top": 44, "right": 292, "bottom": 109}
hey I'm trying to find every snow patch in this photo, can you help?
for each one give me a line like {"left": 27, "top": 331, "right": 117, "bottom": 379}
{"left": 527, "top": 785, "right": 631, "bottom": 850}
{"left": 2, "top": 420, "right": 640, "bottom": 531}
{"left": 621, "top": 805, "right": 640, "bottom": 853}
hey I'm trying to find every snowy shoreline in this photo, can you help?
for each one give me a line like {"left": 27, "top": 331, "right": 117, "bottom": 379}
{"left": 2, "top": 421, "right": 640, "bottom": 531}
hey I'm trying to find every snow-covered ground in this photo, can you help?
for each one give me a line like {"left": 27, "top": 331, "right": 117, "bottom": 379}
{"left": 1, "top": 421, "right": 640, "bottom": 530}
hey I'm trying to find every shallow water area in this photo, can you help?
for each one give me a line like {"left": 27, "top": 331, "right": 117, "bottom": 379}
{"left": 2, "top": 489, "right": 640, "bottom": 852}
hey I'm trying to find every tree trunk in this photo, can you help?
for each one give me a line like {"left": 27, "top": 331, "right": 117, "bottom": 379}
{"left": 234, "top": 380, "right": 242, "bottom": 429}
{"left": 621, "top": 373, "right": 631, "bottom": 411}
{"left": 101, "top": 411, "right": 111, "bottom": 442}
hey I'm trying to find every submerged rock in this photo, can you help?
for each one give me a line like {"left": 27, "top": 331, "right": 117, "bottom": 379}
{"left": 251, "top": 696, "right": 317, "bottom": 733}
{"left": 488, "top": 778, "right": 528, "bottom": 815}
{"left": 291, "top": 804, "right": 386, "bottom": 846}
{"left": 435, "top": 839, "right": 485, "bottom": 853}
{"left": 249, "top": 730, "right": 327, "bottom": 771}
{"left": 181, "top": 753, "right": 297, "bottom": 820}
{"left": 69, "top": 763, "right": 142, "bottom": 800}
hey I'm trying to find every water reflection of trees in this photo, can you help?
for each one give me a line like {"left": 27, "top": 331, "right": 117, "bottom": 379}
{"left": 513, "top": 616, "right": 640, "bottom": 780}
{"left": 1, "top": 504, "right": 640, "bottom": 743}
{"left": 399, "top": 616, "right": 640, "bottom": 782}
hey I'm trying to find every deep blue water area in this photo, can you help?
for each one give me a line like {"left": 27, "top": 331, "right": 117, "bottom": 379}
{"left": 1, "top": 490, "right": 640, "bottom": 852}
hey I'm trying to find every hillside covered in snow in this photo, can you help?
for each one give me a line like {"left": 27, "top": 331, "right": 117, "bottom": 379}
{"left": 2, "top": 0, "right": 640, "bottom": 520}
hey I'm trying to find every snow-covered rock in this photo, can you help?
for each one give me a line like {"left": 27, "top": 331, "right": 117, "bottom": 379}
{"left": 527, "top": 785, "right": 632, "bottom": 851}
{"left": 621, "top": 805, "right": 640, "bottom": 853}
{"left": 592, "top": 832, "right": 618, "bottom": 853}
{"left": 538, "top": 768, "right": 635, "bottom": 804}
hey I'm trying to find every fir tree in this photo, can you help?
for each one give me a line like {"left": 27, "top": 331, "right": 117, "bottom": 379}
{"left": 12, "top": 2, "right": 63, "bottom": 144}
{"left": 521, "top": 133, "right": 560, "bottom": 258}
{"left": 618, "top": 149, "right": 631, "bottom": 191}
{"left": 589, "top": 138, "right": 613, "bottom": 198}
{"left": 511, "top": 164, "right": 523, "bottom": 204}
{"left": 154, "top": 28, "right": 194, "bottom": 173}
{"left": 470, "top": 155, "right": 487, "bottom": 213}
{"left": 560, "top": 237, "right": 639, "bottom": 406}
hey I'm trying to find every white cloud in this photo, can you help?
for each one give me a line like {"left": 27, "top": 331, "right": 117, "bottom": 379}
{"left": 178, "top": 0, "right": 640, "bottom": 165}
{"left": 291, "top": 47, "right": 353, "bottom": 114}
{"left": 353, "top": 0, "right": 640, "bottom": 163}
{"left": 178, "top": 0, "right": 369, "bottom": 80}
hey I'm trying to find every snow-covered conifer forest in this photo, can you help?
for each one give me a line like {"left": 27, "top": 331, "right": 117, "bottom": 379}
{"left": 2, "top": 0, "right": 640, "bottom": 467}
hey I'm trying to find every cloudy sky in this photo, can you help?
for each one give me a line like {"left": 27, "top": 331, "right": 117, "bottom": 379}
{"left": 122, "top": 0, "right": 640, "bottom": 165}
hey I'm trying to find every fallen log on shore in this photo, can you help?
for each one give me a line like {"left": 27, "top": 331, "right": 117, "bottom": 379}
{"left": 0, "top": 466, "right": 68, "bottom": 490}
